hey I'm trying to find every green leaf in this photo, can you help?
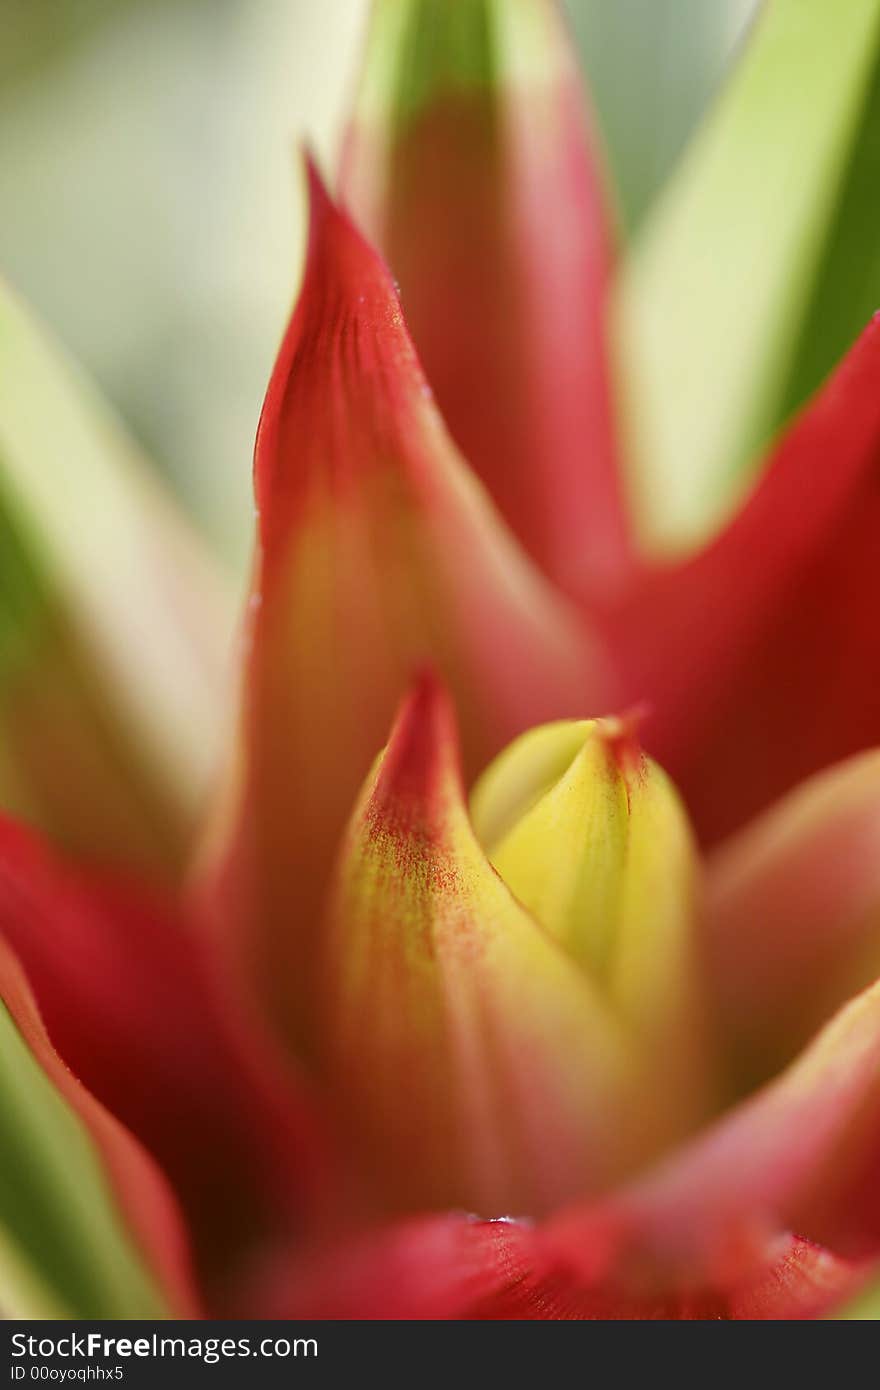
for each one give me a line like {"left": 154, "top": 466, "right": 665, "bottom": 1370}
{"left": 352, "top": 0, "right": 564, "bottom": 130}
{"left": 0, "top": 278, "right": 232, "bottom": 873}
{"left": 780, "top": 42, "right": 880, "bottom": 417}
{"left": 615, "top": 0, "right": 880, "bottom": 553}
{"left": 0, "top": 1000, "right": 169, "bottom": 1318}
{"left": 565, "top": 0, "right": 759, "bottom": 231}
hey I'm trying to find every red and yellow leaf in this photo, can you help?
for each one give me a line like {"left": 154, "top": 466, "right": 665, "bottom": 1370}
{"left": 342, "top": 0, "right": 627, "bottom": 600}
{"left": 200, "top": 165, "right": 615, "bottom": 1042}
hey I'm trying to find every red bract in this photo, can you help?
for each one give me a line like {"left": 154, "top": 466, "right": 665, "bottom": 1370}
{"left": 341, "top": 0, "right": 628, "bottom": 600}
{"left": 1, "top": 0, "right": 879, "bottom": 1321}
{"left": 198, "top": 162, "right": 614, "bottom": 1046}
{"left": 0, "top": 818, "right": 333, "bottom": 1310}
{"left": 604, "top": 318, "right": 880, "bottom": 845}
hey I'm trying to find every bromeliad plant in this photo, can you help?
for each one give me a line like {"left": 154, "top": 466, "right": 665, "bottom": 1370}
{"left": 1, "top": 0, "right": 880, "bottom": 1320}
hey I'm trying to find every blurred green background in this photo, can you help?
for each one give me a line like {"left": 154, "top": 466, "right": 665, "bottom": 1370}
{"left": 0, "top": 0, "right": 758, "bottom": 573}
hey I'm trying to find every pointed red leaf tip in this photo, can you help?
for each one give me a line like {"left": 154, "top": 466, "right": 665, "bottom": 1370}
{"left": 204, "top": 160, "right": 615, "bottom": 1043}
{"left": 341, "top": 0, "right": 630, "bottom": 602}
{"left": 318, "top": 670, "right": 638, "bottom": 1218}
{"left": 366, "top": 667, "right": 462, "bottom": 834}
{"left": 598, "top": 703, "right": 651, "bottom": 784}
{"left": 0, "top": 815, "right": 332, "bottom": 1310}
{"left": 606, "top": 317, "right": 880, "bottom": 844}
{"left": 255, "top": 154, "right": 414, "bottom": 560}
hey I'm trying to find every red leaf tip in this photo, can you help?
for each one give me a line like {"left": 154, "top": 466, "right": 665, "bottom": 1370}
{"left": 370, "top": 670, "right": 464, "bottom": 834}
{"left": 254, "top": 152, "right": 425, "bottom": 563}
{"left": 298, "top": 151, "right": 404, "bottom": 332}
{"left": 597, "top": 703, "right": 651, "bottom": 780}
{"left": 301, "top": 150, "right": 349, "bottom": 259}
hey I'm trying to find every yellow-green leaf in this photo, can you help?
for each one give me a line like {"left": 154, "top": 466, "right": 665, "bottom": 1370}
{"left": 615, "top": 0, "right": 880, "bottom": 552}
{"left": 317, "top": 677, "right": 639, "bottom": 1217}
{"left": 0, "top": 942, "right": 196, "bottom": 1319}
{"left": 471, "top": 717, "right": 710, "bottom": 1142}
{"left": 0, "top": 279, "right": 232, "bottom": 874}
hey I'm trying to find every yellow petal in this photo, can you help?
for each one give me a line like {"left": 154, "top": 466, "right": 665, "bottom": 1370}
{"left": 317, "top": 675, "right": 639, "bottom": 1218}
{"left": 471, "top": 716, "right": 710, "bottom": 1140}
